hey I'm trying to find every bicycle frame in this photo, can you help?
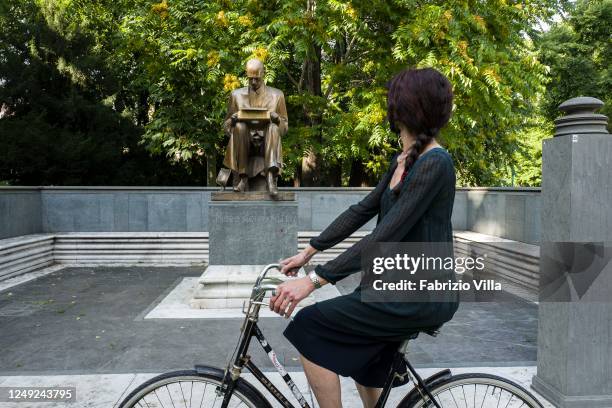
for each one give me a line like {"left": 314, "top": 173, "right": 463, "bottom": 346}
{"left": 213, "top": 264, "right": 443, "bottom": 408}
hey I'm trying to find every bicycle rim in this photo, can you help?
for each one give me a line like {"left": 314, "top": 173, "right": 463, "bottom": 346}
{"left": 407, "top": 373, "right": 544, "bottom": 408}
{"left": 120, "top": 373, "right": 259, "bottom": 408}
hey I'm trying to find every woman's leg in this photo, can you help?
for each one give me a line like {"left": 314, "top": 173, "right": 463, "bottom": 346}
{"left": 300, "top": 354, "right": 342, "bottom": 408}
{"left": 355, "top": 382, "right": 382, "bottom": 408}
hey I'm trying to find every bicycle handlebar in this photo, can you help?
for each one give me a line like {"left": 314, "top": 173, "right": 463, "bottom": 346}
{"left": 255, "top": 263, "right": 282, "bottom": 288}
{"left": 251, "top": 263, "right": 305, "bottom": 302}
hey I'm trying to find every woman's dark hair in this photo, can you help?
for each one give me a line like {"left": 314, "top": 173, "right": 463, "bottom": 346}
{"left": 386, "top": 67, "right": 453, "bottom": 177}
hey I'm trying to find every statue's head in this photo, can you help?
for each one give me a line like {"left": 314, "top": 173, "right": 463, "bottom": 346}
{"left": 245, "top": 58, "right": 265, "bottom": 92}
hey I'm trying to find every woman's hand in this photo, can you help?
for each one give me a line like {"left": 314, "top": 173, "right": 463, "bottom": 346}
{"left": 279, "top": 245, "right": 318, "bottom": 276}
{"left": 269, "top": 277, "right": 314, "bottom": 318}
{"left": 279, "top": 252, "right": 308, "bottom": 277}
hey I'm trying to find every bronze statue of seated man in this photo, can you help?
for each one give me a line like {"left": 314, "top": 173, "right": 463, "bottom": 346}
{"left": 221, "top": 58, "right": 288, "bottom": 196}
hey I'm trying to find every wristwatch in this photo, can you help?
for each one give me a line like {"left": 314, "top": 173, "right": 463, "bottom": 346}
{"left": 308, "top": 270, "right": 322, "bottom": 289}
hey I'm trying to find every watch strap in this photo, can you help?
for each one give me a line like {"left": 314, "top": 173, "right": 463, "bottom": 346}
{"left": 308, "top": 270, "right": 322, "bottom": 289}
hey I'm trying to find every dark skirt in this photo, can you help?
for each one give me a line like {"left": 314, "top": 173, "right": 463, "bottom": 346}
{"left": 283, "top": 304, "right": 410, "bottom": 388}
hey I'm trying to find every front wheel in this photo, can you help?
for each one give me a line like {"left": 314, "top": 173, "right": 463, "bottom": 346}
{"left": 400, "top": 373, "right": 544, "bottom": 408}
{"left": 118, "top": 368, "right": 272, "bottom": 408}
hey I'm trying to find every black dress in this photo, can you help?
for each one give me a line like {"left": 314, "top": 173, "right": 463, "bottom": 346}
{"left": 283, "top": 147, "right": 459, "bottom": 387}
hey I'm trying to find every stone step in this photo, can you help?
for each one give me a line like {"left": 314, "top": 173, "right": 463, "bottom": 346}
{"left": 190, "top": 264, "right": 315, "bottom": 309}
{"left": 0, "top": 230, "right": 541, "bottom": 302}
{"left": 0, "top": 253, "right": 54, "bottom": 280}
{"left": 0, "top": 235, "right": 55, "bottom": 280}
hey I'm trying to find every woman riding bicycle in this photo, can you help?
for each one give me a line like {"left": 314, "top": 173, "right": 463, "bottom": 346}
{"left": 270, "top": 67, "right": 460, "bottom": 408}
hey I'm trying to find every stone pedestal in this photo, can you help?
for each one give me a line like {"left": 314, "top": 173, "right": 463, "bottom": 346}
{"left": 191, "top": 191, "right": 310, "bottom": 309}
{"left": 207, "top": 191, "right": 297, "bottom": 265}
{"left": 532, "top": 97, "right": 612, "bottom": 407}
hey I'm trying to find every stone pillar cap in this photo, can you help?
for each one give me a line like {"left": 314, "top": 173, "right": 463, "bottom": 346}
{"left": 558, "top": 96, "right": 604, "bottom": 114}
{"left": 554, "top": 96, "right": 608, "bottom": 137}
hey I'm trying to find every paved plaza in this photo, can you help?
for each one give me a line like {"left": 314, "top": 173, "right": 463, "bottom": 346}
{"left": 0, "top": 266, "right": 543, "bottom": 407}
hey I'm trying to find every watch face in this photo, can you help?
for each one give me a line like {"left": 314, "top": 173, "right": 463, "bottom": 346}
{"left": 309, "top": 272, "right": 321, "bottom": 288}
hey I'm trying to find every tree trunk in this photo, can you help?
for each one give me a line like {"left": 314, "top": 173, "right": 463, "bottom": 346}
{"left": 300, "top": 0, "right": 323, "bottom": 187}
{"left": 325, "top": 160, "right": 342, "bottom": 186}
{"left": 205, "top": 154, "right": 216, "bottom": 187}
{"left": 293, "top": 163, "right": 302, "bottom": 187}
{"left": 136, "top": 90, "right": 149, "bottom": 127}
{"left": 349, "top": 159, "right": 371, "bottom": 187}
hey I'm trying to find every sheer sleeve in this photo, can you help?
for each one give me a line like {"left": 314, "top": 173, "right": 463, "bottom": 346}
{"left": 309, "top": 155, "right": 398, "bottom": 251}
{"left": 314, "top": 152, "right": 453, "bottom": 284}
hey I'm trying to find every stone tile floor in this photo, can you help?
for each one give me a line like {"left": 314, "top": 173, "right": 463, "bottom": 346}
{"left": 0, "top": 266, "right": 543, "bottom": 407}
{"left": 0, "top": 367, "right": 554, "bottom": 408}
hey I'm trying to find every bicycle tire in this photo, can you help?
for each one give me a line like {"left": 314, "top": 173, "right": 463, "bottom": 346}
{"left": 398, "top": 373, "right": 544, "bottom": 408}
{"left": 118, "top": 368, "right": 273, "bottom": 408}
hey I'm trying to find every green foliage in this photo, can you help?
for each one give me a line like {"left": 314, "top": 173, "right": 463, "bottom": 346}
{"left": 0, "top": 0, "right": 204, "bottom": 185}
{"left": 108, "top": 0, "right": 563, "bottom": 186}
{"left": 537, "top": 0, "right": 611, "bottom": 124}
{"left": 494, "top": 113, "right": 552, "bottom": 187}
{"left": 4, "top": 0, "right": 587, "bottom": 187}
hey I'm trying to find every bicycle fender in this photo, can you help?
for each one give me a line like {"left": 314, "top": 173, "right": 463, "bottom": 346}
{"left": 397, "top": 369, "right": 452, "bottom": 407}
{"left": 194, "top": 364, "right": 225, "bottom": 376}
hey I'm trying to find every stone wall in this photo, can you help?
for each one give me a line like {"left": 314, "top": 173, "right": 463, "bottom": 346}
{"left": 460, "top": 187, "right": 541, "bottom": 244}
{"left": 0, "top": 186, "right": 541, "bottom": 244}
{"left": 0, "top": 187, "right": 42, "bottom": 239}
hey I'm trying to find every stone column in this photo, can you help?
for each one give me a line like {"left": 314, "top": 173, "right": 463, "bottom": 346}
{"left": 190, "top": 191, "right": 314, "bottom": 309}
{"left": 532, "top": 97, "right": 612, "bottom": 407}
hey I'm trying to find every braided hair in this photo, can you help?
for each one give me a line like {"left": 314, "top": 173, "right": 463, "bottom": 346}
{"left": 386, "top": 68, "right": 453, "bottom": 194}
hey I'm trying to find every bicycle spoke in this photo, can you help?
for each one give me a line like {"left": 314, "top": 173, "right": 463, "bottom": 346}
{"left": 178, "top": 382, "right": 187, "bottom": 408}
{"left": 154, "top": 389, "right": 166, "bottom": 408}
{"left": 166, "top": 385, "right": 178, "bottom": 408}
{"left": 504, "top": 394, "right": 514, "bottom": 408}
{"left": 448, "top": 386, "right": 460, "bottom": 408}
{"left": 424, "top": 380, "right": 539, "bottom": 408}
{"left": 480, "top": 385, "right": 489, "bottom": 408}
{"left": 189, "top": 382, "right": 194, "bottom": 408}
{"left": 199, "top": 383, "right": 207, "bottom": 408}
{"left": 211, "top": 389, "right": 219, "bottom": 407}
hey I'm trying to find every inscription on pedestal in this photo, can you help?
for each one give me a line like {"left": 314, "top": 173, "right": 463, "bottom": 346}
{"left": 208, "top": 200, "right": 298, "bottom": 265}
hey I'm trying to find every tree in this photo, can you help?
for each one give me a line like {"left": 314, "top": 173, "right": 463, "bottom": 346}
{"left": 537, "top": 0, "right": 611, "bottom": 124}
{"left": 2, "top": 0, "right": 568, "bottom": 186}
{"left": 0, "top": 0, "right": 203, "bottom": 185}
{"left": 115, "top": 0, "right": 562, "bottom": 186}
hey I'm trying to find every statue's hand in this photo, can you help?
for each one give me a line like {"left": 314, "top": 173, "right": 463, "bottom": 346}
{"left": 230, "top": 112, "right": 239, "bottom": 126}
{"left": 270, "top": 111, "right": 280, "bottom": 124}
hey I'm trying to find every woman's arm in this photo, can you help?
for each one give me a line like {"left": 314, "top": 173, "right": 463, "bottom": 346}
{"left": 279, "top": 154, "right": 397, "bottom": 276}
{"left": 309, "top": 155, "right": 398, "bottom": 251}
{"left": 314, "top": 153, "right": 453, "bottom": 284}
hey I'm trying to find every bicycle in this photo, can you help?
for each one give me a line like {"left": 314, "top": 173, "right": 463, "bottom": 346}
{"left": 119, "top": 264, "right": 544, "bottom": 408}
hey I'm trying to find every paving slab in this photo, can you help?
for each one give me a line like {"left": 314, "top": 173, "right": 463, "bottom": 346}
{"left": 0, "top": 367, "right": 554, "bottom": 408}
{"left": 0, "top": 266, "right": 537, "bottom": 377}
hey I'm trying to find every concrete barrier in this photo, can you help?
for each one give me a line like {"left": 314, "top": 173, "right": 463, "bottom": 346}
{"left": 0, "top": 186, "right": 541, "bottom": 244}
